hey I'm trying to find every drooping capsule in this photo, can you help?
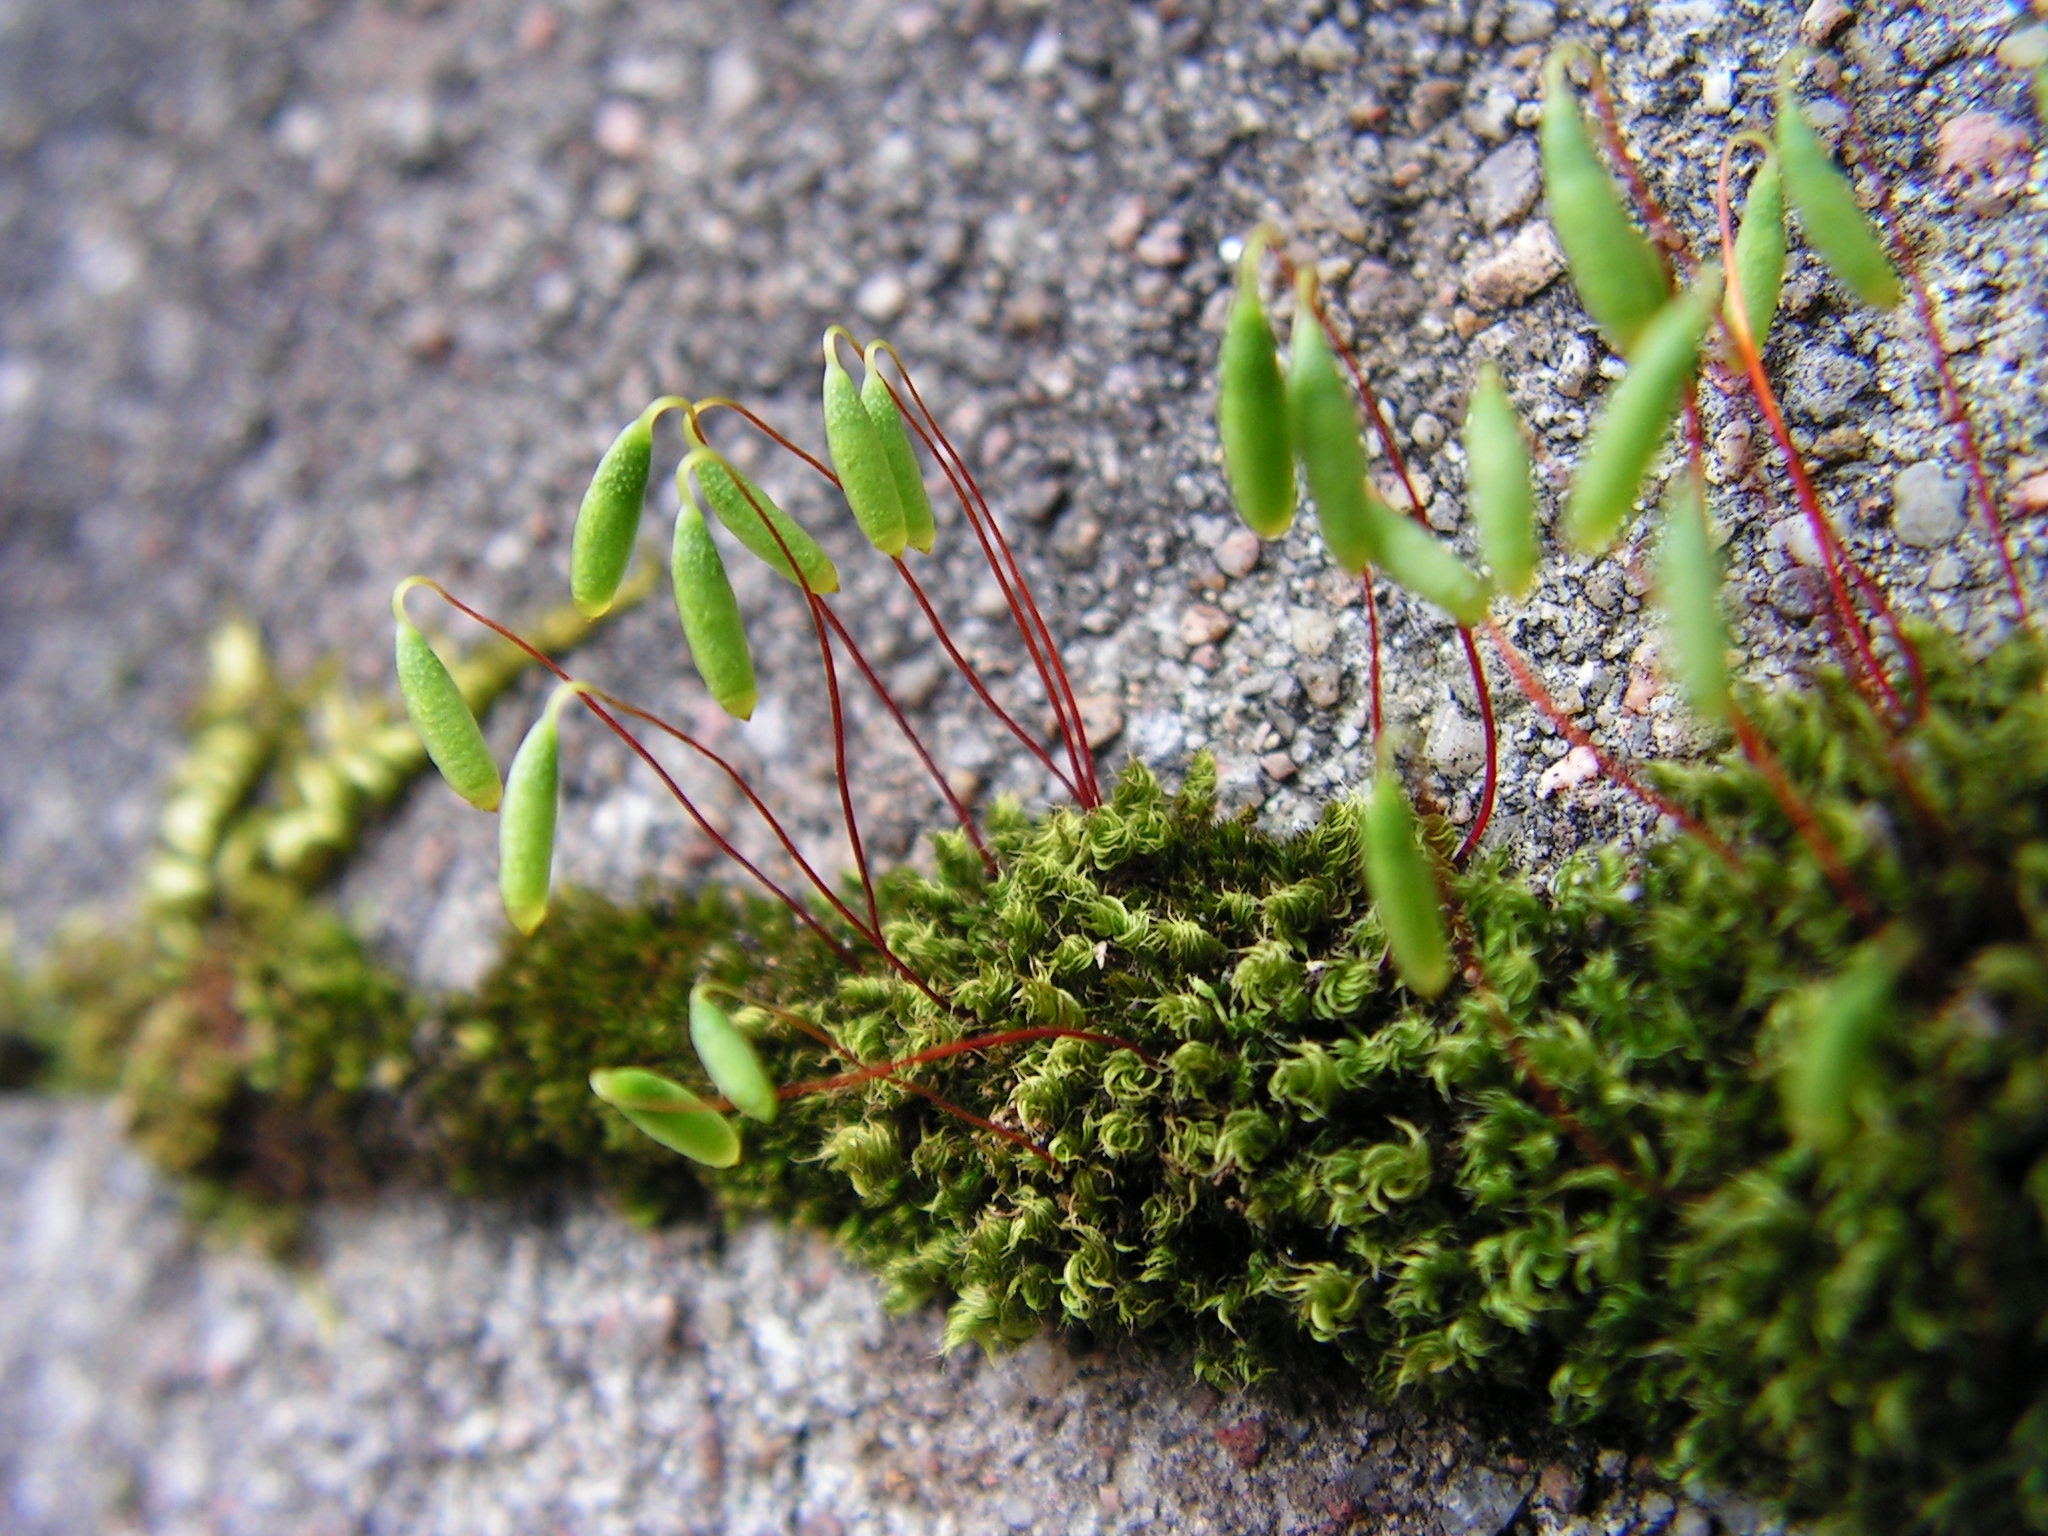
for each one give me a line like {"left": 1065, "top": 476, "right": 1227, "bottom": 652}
{"left": 1462, "top": 364, "right": 1538, "bottom": 600}
{"left": 679, "top": 426, "right": 841, "bottom": 593}
{"left": 1216, "top": 230, "right": 1296, "bottom": 539}
{"left": 570, "top": 413, "right": 655, "bottom": 618}
{"left": 1656, "top": 470, "right": 1730, "bottom": 721}
{"left": 1370, "top": 508, "right": 1492, "bottom": 628}
{"left": 1780, "top": 929, "right": 1914, "bottom": 1153}
{"left": 1775, "top": 84, "right": 1901, "bottom": 311}
{"left": 822, "top": 333, "right": 907, "bottom": 557}
{"left": 688, "top": 984, "right": 778, "bottom": 1123}
{"left": 1286, "top": 271, "right": 1378, "bottom": 575}
{"left": 861, "top": 343, "right": 937, "bottom": 554}
{"left": 589, "top": 1066, "right": 742, "bottom": 1167}
{"left": 1727, "top": 145, "right": 1786, "bottom": 349}
{"left": 393, "top": 581, "right": 501, "bottom": 812}
{"left": 1540, "top": 51, "right": 1671, "bottom": 355}
{"left": 670, "top": 486, "right": 757, "bottom": 720}
{"left": 1562, "top": 266, "right": 1721, "bottom": 555}
{"left": 1362, "top": 771, "right": 1451, "bottom": 999}
{"left": 499, "top": 684, "right": 574, "bottom": 935}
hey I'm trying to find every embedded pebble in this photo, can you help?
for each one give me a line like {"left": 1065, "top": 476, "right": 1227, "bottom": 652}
{"left": 1299, "top": 20, "right": 1359, "bottom": 72}
{"left": 1133, "top": 220, "right": 1187, "bottom": 269}
{"left": 1537, "top": 745, "right": 1602, "bottom": 799}
{"left": 1800, "top": 0, "right": 1854, "bottom": 45}
{"left": 1125, "top": 710, "right": 1187, "bottom": 767}
{"left": 854, "top": 272, "right": 909, "bottom": 324}
{"left": 592, "top": 99, "right": 646, "bottom": 158}
{"left": 1464, "top": 222, "right": 1566, "bottom": 309}
{"left": 1766, "top": 516, "right": 1822, "bottom": 569}
{"left": 1214, "top": 529, "right": 1262, "bottom": 579}
{"left": 2012, "top": 470, "right": 2048, "bottom": 518}
{"left": 1075, "top": 693, "right": 1124, "bottom": 749}
{"left": 1436, "top": 1464, "right": 1529, "bottom": 1536}
{"left": 1290, "top": 608, "right": 1341, "bottom": 657}
{"left": 1934, "top": 112, "right": 2031, "bottom": 214}
{"left": 1052, "top": 512, "right": 1103, "bottom": 567}
{"left": 1298, "top": 661, "right": 1344, "bottom": 710}
{"left": 1892, "top": 461, "right": 1966, "bottom": 548}
{"left": 1179, "top": 603, "right": 1233, "bottom": 648}
{"left": 1500, "top": 1, "right": 1557, "bottom": 45}
{"left": 1468, "top": 138, "right": 1541, "bottom": 232}
{"left": 1426, "top": 702, "right": 1487, "bottom": 776}
{"left": 1700, "top": 60, "right": 1735, "bottom": 114}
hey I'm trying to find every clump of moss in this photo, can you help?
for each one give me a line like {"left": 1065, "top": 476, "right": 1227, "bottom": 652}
{"left": 450, "top": 622, "right": 2035, "bottom": 1536}
{"left": 21, "top": 626, "right": 2044, "bottom": 1531}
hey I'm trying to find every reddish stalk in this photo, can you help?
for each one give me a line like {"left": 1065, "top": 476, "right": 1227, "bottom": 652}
{"left": 1453, "top": 627, "right": 1499, "bottom": 862}
{"left": 672, "top": 426, "right": 888, "bottom": 942}
{"left": 690, "top": 397, "right": 839, "bottom": 485}
{"left": 1455, "top": 913, "right": 1669, "bottom": 1202}
{"left": 875, "top": 375, "right": 1094, "bottom": 805}
{"left": 1834, "top": 107, "right": 2027, "bottom": 622}
{"left": 814, "top": 601, "right": 995, "bottom": 872}
{"left": 1730, "top": 709, "right": 1878, "bottom": 926}
{"left": 1713, "top": 143, "right": 1919, "bottom": 722}
{"left": 810, "top": 590, "right": 882, "bottom": 936}
{"left": 586, "top": 691, "right": 884, "bottom": 948}
{"left": 888, "top": 1078, "right": 1057, "bottom": 1165}
{"left": 406, "top": 581, "right": 864, "bottom": 970}
{"left": 1483, "top": 621, "right": 1739, "bottom": 867}
{"left": 778, "top": 1026, "right": 1155, "bottom": 1097}
{"left": 1581, "top": 55, "right": 1688, "bottom": 269}
{"left": 706, "top": 993, "right": 1060, "bottom": 1164}
{"left": 697, "top": 385, "right": 1097, "bottom": 806}
{"left": 1281, "top": 250, "right": 1502, "bottom": 861}
{"left": 868, "top": 346, "right": 1102, "bottom": 807}
{"left": 684, "top": 407, "right": 996, "bottom": 866}
{"left": 1361, "top": 573, "right": 1384, "bottom": 743}
{"left": 1478, "top": 992, "right": 1667, "bottom": 1200}
{"left": 895, "top": 559, "right": 1085, "bottom": 800}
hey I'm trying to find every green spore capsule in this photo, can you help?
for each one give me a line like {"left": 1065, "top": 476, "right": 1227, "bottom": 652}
{"left": 688, "top": 983, "right": 778, "bottom": 1123}
{"left": 1563, "top": 266, "right": 1720, "bottom": 555}
{"left": 1216, "top": 230, "right": 1295, "bottom": 539}
{"left": 1362, "top": 771, "right": 1451, "bottom": 1000}
{"left": 1370, "top": 507, "right": 1491, "bottom": 628}
{"left": 392, "top": 582, "right": 500, "bottom": 812}
{"left": 861, "top": 343, "right": 936, "bottom": 554}
{"left": 1462, "top": 364, "right": 1537, "bottom": 600}
{"left": 1776, "top": 84, "right": 1901, "bottom": 311}
{"left": 670, "top": 486, "right": 757, "bottom": 720}
{"left": 1540, "top": 51, "right": 1671, "bottom": 355}
{"left": 822, "top": 333, "right": 907, "bottom": 557}
{"left": 589, "top": 1067, "right": 742, "bottom": 1167}
{"left": 498, "top": 684, "right": 573, "bottom": 936}
{"left": 1728, "top": 145, "right": 1786, "bottom": 348}
{"left": 1779, "top": 929, "right": 1914, "bottom": 1153}
{"left": 570, "top": 414, "right": 655, "bottom": 619}
{"left": 1656, "top": 471, "right": 1730, "bottom": 722}
{"left": 679, "top": 425, "right": 841, "bottom": 593}
{"left": 1286, "top": 271, "right": 1378, "bottom": 575}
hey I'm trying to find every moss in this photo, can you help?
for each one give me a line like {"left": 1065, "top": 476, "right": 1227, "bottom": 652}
{"left": 180, "top": 620, "right": 2025, "bottom": 1536}
{"left": 21, "top": 621, "right": 2044, "bottom": 1531}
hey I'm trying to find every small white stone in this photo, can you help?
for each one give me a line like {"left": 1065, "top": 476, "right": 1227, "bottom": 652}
{"left": 1537, "top": 745, "right": 1601, "bottom": 799}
